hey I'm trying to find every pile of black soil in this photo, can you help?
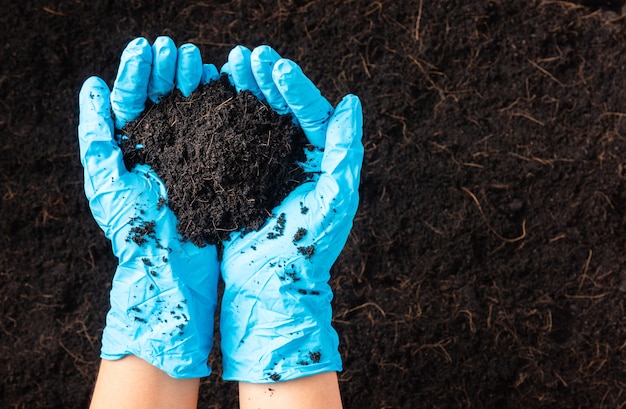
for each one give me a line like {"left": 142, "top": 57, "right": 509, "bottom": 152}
{"left": 121, "top": 76, "right": 308, "bottom": 246}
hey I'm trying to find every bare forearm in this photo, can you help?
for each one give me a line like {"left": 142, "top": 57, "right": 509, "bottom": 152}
{"left": 89, "top": 356, "right": 200, "bottom": 409}
{"left": 238, "top": 372, "right": 343, "bottom": 409}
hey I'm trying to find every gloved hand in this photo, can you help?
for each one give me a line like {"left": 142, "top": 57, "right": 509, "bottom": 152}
{"left": 78, "top": 36, "right": 220, "bottom": 378}
{"left": 219, "top": 45, "right": 364, "bottom": 383}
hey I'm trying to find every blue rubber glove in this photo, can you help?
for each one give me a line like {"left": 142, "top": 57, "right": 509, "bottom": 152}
{"left": 78, "top": 37, "right": 220, "bottom": 378}
{"left": 219, "top": 45, "right": 364, "bottom": 383}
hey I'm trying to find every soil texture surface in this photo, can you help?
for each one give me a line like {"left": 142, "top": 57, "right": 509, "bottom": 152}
{"left": 1, "top": 1, "right": 626, "bottom": 408}
{"left": 121, "top": 76, "right": 307, "bottom": 246}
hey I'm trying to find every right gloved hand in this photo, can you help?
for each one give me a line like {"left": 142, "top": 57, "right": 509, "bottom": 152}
{"left": 78, "top": 36, "right": 220, "bottom": 378}
{"left": 219, "top": 45, "right": 364, "bottom": 383}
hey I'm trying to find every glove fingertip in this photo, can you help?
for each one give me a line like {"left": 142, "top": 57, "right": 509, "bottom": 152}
{"left": 129, "top": 36, "right": 150, "bottom": 48}
{"left": 251, "top": 44, "right": 280, "bottom": 62}
{"left": 228, "top": 46, "right": 251, "bottom": 88}
{"left": 336, "top": 94, "right": 363, "bottom": 126}
{"left": 230, "top": 44, "right": 251, "bottom": 57}
{"left": 315, "top": 94, "right": 363, "bottom": 207}
{"left": 176, "top": 44, "right": 203, "bottom": 97}
{"left": 80, "top": 76, "right": 109, "bottom": 102}
{"left": 148, "top": 36, "right": 177, "bottom": 103}
{"left": 272, "top": 59, "right": 332, "bottom": 148}
{"left": 79, "top": 76, "right": 112, "bottom": 125}
{"left": 78, "top": 76, "right": 127, "bottom": 194}
{"left": 251, "top": 46, "right": 289, "bottom": 114}
{"left": 326, "top": 94, "right": 363, "bottom": 151}
{"left": 201, "top": 63, "right": 220, "bottom": 84}
{"left": 111, "top": 37, "right": 153, "bottom": 129}
{"left": 229, "top": 45, "right": 264, "bottom": 99}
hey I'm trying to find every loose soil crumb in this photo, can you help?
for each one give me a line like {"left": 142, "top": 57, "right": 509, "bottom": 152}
{"left": 292, "top": 227, "right": 307, "bottom": 242}
{"left": 121, "top": 76, "right": 308, "bottom": 246}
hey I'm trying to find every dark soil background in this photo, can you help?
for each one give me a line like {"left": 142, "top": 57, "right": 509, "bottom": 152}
{"left": 1, "top": 1, "right": 626, "bottom": 408}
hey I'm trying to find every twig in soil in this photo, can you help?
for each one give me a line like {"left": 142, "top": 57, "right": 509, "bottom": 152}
{"left": 460, "top": 186, "right": 527, "bottom": 243}
{"left": 597, "top": 111, "right": 626, "bottom": 121}
{"left": 42, "top": 7, "right": 68, "bottom": 16}
{"left": 215, "top": 96, "right": 234, "bottom": 110}
{"left": 539, "top": 1, "right": 585, "bottom": 11}
{"left": 577, "top": 249, "right": 593, "bottom": 292}
{"left": 383, "top": 112, "right": 409, "bottom": 143}
{"left": 339, "top": 302, "right": 386, "bottom": 318}
{"left": 129, "top": 103, "right": 156, "bottom": 131}
{"left": 508, "top": 151, "right": 576, "bottom": 167}
{"left": 414, "top": 0, "right": 423, "bottom": 41}
{"left": 527, "top": 58, "right": 566, "bottom": 87}
{"left": 58, "top": 340, "right": 94, "bottom": 381}
{"left": 408, "top": 55, "right": 448, "bottom": 102}
{"left": 510, "top": 111, "right": 545, "bottom": 127}
{"left": 564, "top": 293, "right": 609, "bottom": 300}
{"left": 413, "top": 338, "right": 453, "bottom": 363}
{"left": 210, "top": 218, "right": 239, "bottom": 232}
{"left": 359, "top": 54, "right": 372, "bottom": 78}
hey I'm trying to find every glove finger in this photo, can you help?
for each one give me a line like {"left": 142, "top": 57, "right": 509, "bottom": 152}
{"left": 201, "top": 63, "right": 219, "bottom": 84}
{"left": 111, "top": 37, "right": 152, "bottom": 129}
{"left": 227, "top": 45, "right": 264, "bottom": 100}
{"left": 315, "top": 94, "right": 364, "bottom": 214}
{"left": 250, "top": 45, "right": 289, "bottom": 115}
{"left": 147, "top": 36, "right": 177, "bottom": 103}
{"left": 272, "top": 59, "right": 333, "bottom": 149}
{"left": 176, "top": 44, "right": 203, "bottom": 97}
{"left": 78, "top": 76, "right": 127, "bottom": 199}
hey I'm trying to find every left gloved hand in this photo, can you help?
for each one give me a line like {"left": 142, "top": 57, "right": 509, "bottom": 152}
{"left": 219, "top": 45, "right": 364, "bottom": 383}
{"left": 78, "top": 36, "right": 220, "bottom": 378}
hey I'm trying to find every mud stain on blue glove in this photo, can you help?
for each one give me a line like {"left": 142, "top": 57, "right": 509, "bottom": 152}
{"left": 266, "top": 213, "right": 287, "bottom": 239}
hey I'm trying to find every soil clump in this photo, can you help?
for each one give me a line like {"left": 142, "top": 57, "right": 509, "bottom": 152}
{"left": 121, "top": 76, "right": 308, "bottom": 246}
